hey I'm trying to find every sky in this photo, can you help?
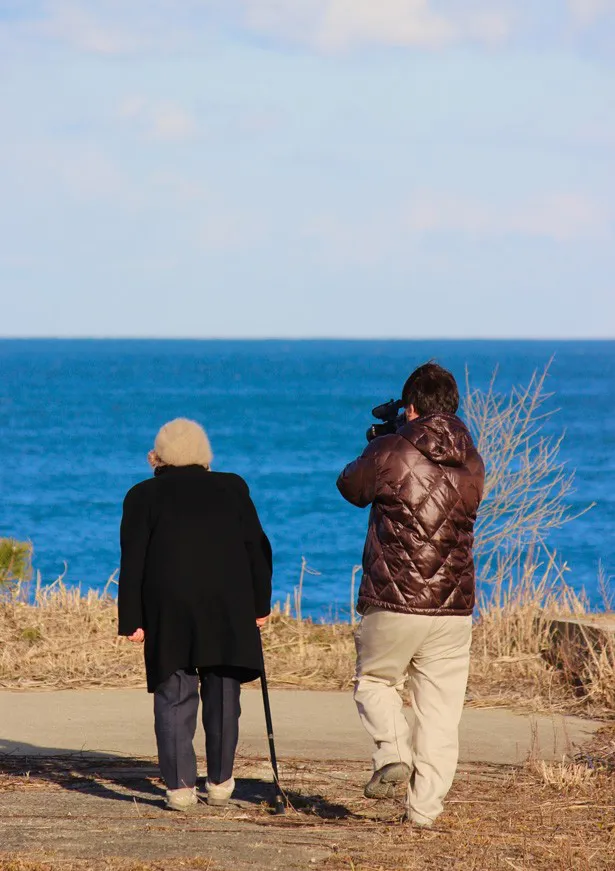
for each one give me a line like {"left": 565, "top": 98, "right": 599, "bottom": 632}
{"left": 0, "top": 0, "right": 614, "bottom": 339}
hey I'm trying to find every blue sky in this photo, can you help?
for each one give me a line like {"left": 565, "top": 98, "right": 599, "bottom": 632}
{"left": 0, "top": 0, "right": 614, "bottom": 338}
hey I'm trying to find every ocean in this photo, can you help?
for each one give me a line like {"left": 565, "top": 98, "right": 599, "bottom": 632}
{"left": 1, "top": 339, "right": 614, "bottom": 616}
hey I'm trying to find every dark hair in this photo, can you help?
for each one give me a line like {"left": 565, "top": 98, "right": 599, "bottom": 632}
{"left": 401, "top": 362, "right": 459, "bottom": 417}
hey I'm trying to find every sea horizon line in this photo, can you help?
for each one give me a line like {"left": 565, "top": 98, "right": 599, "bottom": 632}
{"left": 2, "top": 336, "right": 615, "bottom": 343}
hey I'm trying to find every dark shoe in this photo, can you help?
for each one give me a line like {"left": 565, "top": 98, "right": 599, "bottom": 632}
{"left": 364, "top": 762, "right": 411, "bottom": 799}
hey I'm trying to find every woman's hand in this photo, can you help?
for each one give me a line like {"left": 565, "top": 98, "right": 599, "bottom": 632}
{"left": 256, "top": 616, "right": 268, "bottom": 629}
{"left": 127, "top": 628, "right": 145, "bottom": 643}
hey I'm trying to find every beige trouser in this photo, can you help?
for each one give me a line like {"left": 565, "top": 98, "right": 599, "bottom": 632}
{"left": 354, "top": 607, "right": 472, "bottom": 824}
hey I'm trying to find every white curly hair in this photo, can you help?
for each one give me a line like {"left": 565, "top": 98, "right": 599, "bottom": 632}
{"left": 153, "top": 418, "right": 213, "bottom": 468}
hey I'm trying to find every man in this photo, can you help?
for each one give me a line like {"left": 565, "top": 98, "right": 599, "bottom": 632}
{"left": 337, "top": 363, "right": 485, "bottom": 828}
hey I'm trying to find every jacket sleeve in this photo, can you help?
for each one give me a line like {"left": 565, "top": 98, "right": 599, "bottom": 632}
{"left": 233, "top": 477, "right": 273, "bottom": 618}
{"left": 118, "top": 484, "right": 151, "bottom": 636}
{"left": 336, "top": 438, "right": 382, "bottom": 508}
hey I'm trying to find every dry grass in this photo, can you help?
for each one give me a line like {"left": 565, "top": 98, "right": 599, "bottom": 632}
{"left": 0, "top": 861, "right": 216, "bottom": 871}
{"left": 0, "top": 576, "right": 356, "bottom": 692}
{"left": 1, "top": 566, "right": 614, "bottom": 720}
{"left": 468, "top": 550, "right": 615, "bottom": 717}
{"left": 0, "top": 577, "right": 145, "bottom": 690}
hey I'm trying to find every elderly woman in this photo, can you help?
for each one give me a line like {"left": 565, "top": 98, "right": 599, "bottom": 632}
{"left": 118, "top": 418, "right": 272, "bottom": 811}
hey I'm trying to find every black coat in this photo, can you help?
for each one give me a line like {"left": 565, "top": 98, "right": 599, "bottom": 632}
{"left": 118, "top": 465, "right": 272, "bottom": 692}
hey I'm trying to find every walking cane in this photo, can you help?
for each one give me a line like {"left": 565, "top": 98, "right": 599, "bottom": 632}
{"left": 259, "top": 629, "right": 286, "bottom": 815}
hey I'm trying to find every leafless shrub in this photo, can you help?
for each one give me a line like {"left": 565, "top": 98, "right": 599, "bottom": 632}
{"left": 461, "top": 364, "right": 615, "bottom": 715}
{"left": 464, "top": 362, "right": 593, "bottom": 582}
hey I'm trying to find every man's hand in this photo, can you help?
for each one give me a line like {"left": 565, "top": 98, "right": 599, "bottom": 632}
{"left": 127, "top": 628, "right": 145, "bottom": 643}
{"left": 256, "top": 616, "right": 268, "bottom": 629}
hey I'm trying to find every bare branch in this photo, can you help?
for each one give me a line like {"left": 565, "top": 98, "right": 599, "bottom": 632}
{"left": 464, "top": 362, "right": 591, "bottom": 583}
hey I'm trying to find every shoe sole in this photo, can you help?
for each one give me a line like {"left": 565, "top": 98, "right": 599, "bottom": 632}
{"left": 364, "top": 764, "right": 411, "bottom": 799}
{"left": 364, "top": 783, "right": 395, "bottom": 799}
{"left": 207, "top": 796, "right": 230, "bottom": 807}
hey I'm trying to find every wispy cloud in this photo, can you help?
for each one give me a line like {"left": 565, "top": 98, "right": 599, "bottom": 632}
{"left": 1, "top": 139, "right": 128, "bottom": 202}
{"left": 1, "top": 0, "right": 613, "bottom": 57}
{"left": 200, "top": 208, "right": 270, "bottom": 252}
{"left": 38, "top": 0, "right": 139, "bottom": 54}
{"left": 406, "top": 191, "right": 610, "bottom": 242}
{"left": 16, "top": 0, "right": 202, "bottom": 56}
{"left": 238, "top": 0, "right": 512, "bottom": 51}
{"left": 568, "top": 0, "right": 615, "bottom": 27}
{"left": 118, "top": 97, "right": 197, "bottom": 142}
{"left": 304, "top": 191, "right": 611, "bottom": 265}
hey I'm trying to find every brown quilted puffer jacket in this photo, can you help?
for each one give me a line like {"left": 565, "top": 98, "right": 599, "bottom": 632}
{"left": 337, "top": 413, "right": 485, "bottom": 616}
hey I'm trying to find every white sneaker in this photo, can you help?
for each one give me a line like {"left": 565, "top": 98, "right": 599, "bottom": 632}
{"left": 406, "top": 810, "right": 435, "bottom": 828}
{"left": 205, "top": 776, "right": 235, "bottom": 807}
{"left": 165, "top": 786, "right": 198, "bottom": 811}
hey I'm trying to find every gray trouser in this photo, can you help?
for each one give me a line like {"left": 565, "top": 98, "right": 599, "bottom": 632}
{"left": 154, "top": 667, "right": 241, "bottom": 790}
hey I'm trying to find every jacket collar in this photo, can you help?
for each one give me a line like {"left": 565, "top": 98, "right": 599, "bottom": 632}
{"left": 155, "top": 464, "right": 210, "bottom": 477}
{"left": 397, "top": 413, "right": 474, "bottom": 468}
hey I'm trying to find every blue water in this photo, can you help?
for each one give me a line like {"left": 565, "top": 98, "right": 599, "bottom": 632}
{"left": 1, "top": 340, "right": 614, "bottom": 616}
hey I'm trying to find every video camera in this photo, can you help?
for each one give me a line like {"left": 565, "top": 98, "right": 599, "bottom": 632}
{"left": 366, "top": 399, "right": 406, "bottom": 443}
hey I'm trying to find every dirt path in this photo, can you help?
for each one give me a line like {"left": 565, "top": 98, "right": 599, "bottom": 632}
{"left": 1, "top": 751, "right": 613, "bottom": 871}
{"left": 0, "top": 690, "right": 610, "bottom": 870}
{"left": 0, "top": 756, "right": 336, "bottom": 870}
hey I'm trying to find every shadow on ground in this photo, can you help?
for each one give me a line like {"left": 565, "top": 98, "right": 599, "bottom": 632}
{"left": 0, "top": 740, "right": 353, "bottom": 820}
{"left": 1, "top": 738, "right": 614, "bottom": 871}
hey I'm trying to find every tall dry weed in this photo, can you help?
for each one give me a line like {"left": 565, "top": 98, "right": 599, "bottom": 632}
{"left": 0, "top": 574, "right": 355, "bottom": 692}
